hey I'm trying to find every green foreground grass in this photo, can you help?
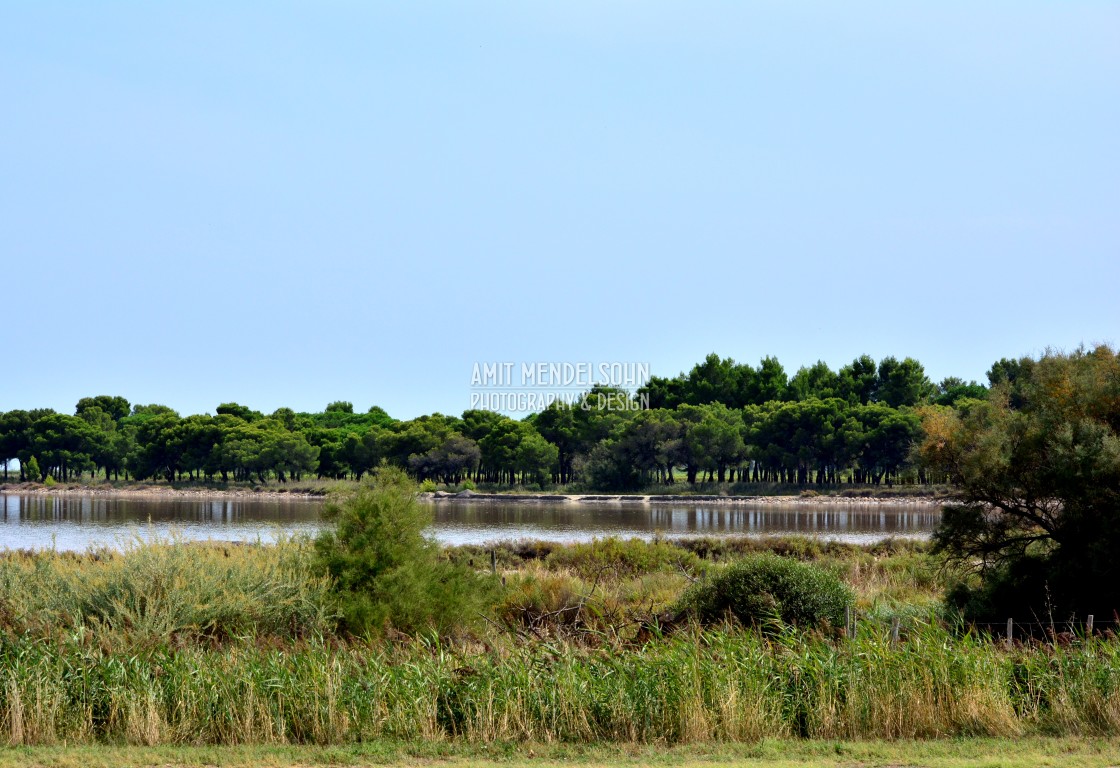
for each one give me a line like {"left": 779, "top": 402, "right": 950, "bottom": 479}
{"left": 0, "top": 537, "right": 1116, "bottom": 749}
{"left": 2, "top": 738, "right": 1118, "bottom": 767}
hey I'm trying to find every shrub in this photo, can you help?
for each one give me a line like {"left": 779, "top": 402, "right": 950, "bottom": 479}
{"left": 677, "top": 553, "right": 852, "bottom": 631}
{"left": 497, "top": 568, "right": 588, "bottom": 630}
{"left": 314, "top": 466, "right": 498, "bottom": 636}
{"left": 545, "top": 537, "right": 703, "bottom": 579}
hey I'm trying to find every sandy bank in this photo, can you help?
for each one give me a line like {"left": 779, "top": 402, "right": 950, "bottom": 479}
{"left": 421, "top": 490, "right": 946, "bottom": 507}
{"left": 0, "top": 483, "right": 326, "bottom": 501}
{"left": 0, "top": 483, "right": 946, "bottom": 506}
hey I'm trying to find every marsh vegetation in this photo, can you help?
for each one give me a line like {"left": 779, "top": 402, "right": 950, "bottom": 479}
{"left": 0, "top": 527, "right": 1115, "bottom": 746}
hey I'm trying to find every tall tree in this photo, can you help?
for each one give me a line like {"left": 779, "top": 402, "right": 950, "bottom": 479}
{"left": 0, "top": 410, "right": 32, "bottom": 480}
{"left": 75, "top": 395, "right": 131, "bottom": 422}
{"left": 838, "top": 355, "right": 879, "bottom": 405}
{"left": 876, "top": 356, "right": 935, "bottom": 408}
{"left": 918, "top": 345, "right": 1120, "bottom": 624}
{"left": 787, "top": 361, "right": 841, "bottom": 401}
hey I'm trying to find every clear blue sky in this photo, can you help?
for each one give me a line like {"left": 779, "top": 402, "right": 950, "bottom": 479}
{"left": 3, "top": 2, "right": 1117, "bottom": 419}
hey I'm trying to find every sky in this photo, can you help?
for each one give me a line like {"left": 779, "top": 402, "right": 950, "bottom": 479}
{"left": 2, "top": 2, "right": 1117, "bottom": 420}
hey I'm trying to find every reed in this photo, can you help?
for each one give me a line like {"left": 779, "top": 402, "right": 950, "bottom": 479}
{"left": 0, "top": 622, "right": 1118, "bottom": 745}
{"left": 0, "top": 536, "right": 333, "bottom": 647}
{"left": 0, "top": 537, "right": 1115, "bottom": 746}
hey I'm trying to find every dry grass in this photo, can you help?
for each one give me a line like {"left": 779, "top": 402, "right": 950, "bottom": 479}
{"left": 0, "top": 535, "right": 333, "bottom": 647}
{"left": 0, "top": 536, "right": 1112, "bottom": 746}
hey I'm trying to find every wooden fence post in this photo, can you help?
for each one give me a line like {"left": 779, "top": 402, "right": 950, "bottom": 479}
{"left": 891, "top": 616, "right": 900, "bottom": 646}
{"left": 1005, "top": 618, "right": 1013, "bottom": 650}
{"left": 1087, "top": 614, "right": 1094, "bottom": 636}
{"left": 490, "top": 549, "right": 497, "bottom": 575}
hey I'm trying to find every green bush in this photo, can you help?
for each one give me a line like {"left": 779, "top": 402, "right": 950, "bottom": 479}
{"left": 677, "top": 553, "right": 852, "bottom": 631}
{"left": 314, "top": 465, "right": 498, "bottom": 636}
{"left": 545, "top": 537, "right": 703, "bottom": 579}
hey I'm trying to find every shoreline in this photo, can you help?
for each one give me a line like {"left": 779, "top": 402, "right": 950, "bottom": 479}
{"left": 422, "top": 490, "right": 945, "bottom": 506}
{"left": 0, "top": 483, "right": 947, "bottom": 506}
{"left": 0, "top": 483, "right": 327, "bottom": 501}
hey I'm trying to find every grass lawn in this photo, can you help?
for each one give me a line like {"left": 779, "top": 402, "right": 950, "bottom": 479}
{"left": 3, "top": 739, "right": 1118, "bottom": 768}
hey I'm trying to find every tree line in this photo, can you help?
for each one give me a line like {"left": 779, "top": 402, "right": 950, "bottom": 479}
{"left": 0, "top": 353, "right": 999, "bottom": 490}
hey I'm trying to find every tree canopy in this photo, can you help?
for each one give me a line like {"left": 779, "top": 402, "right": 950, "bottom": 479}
{"left": 0, "top": 352, "right": 987, "bottom": 490}
{"left": 918, "top": 345, "right": 1120, "bottom": 624}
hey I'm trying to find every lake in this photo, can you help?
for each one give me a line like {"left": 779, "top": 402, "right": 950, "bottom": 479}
{"left": 0, "top": 493, "right": 941, "bottom": 551}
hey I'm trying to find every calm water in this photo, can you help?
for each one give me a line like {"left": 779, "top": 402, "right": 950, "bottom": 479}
{"left": 0, "top": 494, "right": 940, "bottom": 551}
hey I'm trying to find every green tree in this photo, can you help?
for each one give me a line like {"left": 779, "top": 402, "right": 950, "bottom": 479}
{"left": 752, "top": 398, "right": 856, "bottom": 485}
{"left": 366, "top": 405, "right": 394, "bottom": 428}
{"left": 852, "top": 404, "right": 921, "bottom": 485}
{"left": 514, "top": 431, "right": 558, "bottom": 487}
{"left": 388, "top": 415, "right": 458, "bottom": 474}
{"left": 875, "top": 356, "right": 935, "bottom": 408}
{"left": 918, "top": 345, "right": 1120, "bottom": 625}
{"left": 172, "top": 414, "right": 222, "bottom": 480}
{"left": 614, "top": 408, "right": 682, "bottom": 485}
{"left": 260, "top": 428, "right": 320, "bottom": 482}
{"left": 640, "top": 354, "right": 770, "bottom": 409}
{"left": 75, "top": 395, "right": 131, "bottom": 422}
{"left": 408, "top": 434, "right": 480, "bottom": 484}
{"left": 838, "top": 355, "right": 879, "bottom": 405}
{"left": 531, "top": 404, "right": 582, "bottom": 483}
{"left": 343, "top": 426, "right": 387, "bottom": 481}
{"left": 986, "top": 357, "right": 1033, "bottom": 409}
{"left": 478, "top": 417, "right": 527, "bottom": 484}
{"left": 313, "top": 466, "right": 496, "bottom": 635}
{"left": 787, "top": 361, "right": 841, "bottom": 402}
{"left": 933, "top": 377, "right": 988, "bottom": 407}
{"left": 678, "top": 403, "right": 744, "bottom": 483}
{"left": 0, "top": 410, "right": 33, "bottom": 481}
{"left": 27, "top": 413, "right": 99, "bottom": 481}
{"left": 216, "top": 402, "right": 262, "bottom": 422}
{"left": 130, "top": 404, "right": 179, "bottom": 418}
{"left": 270, "top": 407, "right": 301, "bottom": 431}
{"left": 76, "top": 405, "right": 125, "bottom": 480}
{"left": 305, "top": 427, "right": 350, "bottom": 480}
{"left": 752, "top": 356, "right": 789, "bottom": 404}
{"left": 127, "top": 412, "right": 184, "bottom": 482}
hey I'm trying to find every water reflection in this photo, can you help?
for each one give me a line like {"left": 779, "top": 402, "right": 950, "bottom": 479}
{"left": 0, "top": 495, "right": 941, "bottom": 551}
{"left": 430, "top": 501, "right": 940, "bottom": 546}
{"left": 0, "top": 494, "right": 322, "bottom": 551}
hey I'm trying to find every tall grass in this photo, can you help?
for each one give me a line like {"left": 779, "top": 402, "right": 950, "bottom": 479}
{"left": 1, "top": 624, "right": 1119, "bottom": 745}
{"left": 0, "top": 536, "right": 1114, "bottom": 746}
{"left": 0, "top": 536, "right": 333, "bottom": 646}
